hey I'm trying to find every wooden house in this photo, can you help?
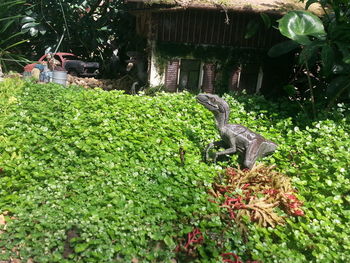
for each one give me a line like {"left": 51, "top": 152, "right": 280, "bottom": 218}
{"left": 126, "top": 0, "right": 322, "bottom": 94}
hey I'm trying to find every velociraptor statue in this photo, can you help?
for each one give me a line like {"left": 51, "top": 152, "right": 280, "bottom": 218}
{"left": 197, "top": 93, "right": 277, "bottom": 169}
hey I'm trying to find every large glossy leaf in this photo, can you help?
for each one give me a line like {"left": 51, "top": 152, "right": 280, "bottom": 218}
{"left": 268, "top": 40, "right": 300, "bottom": 57}
{"left": 29, "top": 27, "right": 38, "bottom": 37}
{"left": 21, "top": 22, "right": 39, "bottom": 32}
{"left": 278, "top": 11, "right": 326, "bottom": 45}
{"left": 21, "top": 16, "right": 35, "bottom": 24}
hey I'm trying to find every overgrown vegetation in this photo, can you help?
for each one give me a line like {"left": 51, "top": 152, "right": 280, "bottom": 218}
{"left": 0, "top": 0, "right": 141, "bottom": 77}
{"left": 269, "top": 0, "right": 350, "bottom": 116}
{"left": 0, "top": 0, "right": 29, "bottom": 73}
{"left": 1, "top": 79, "right": 349, "bottom": 262}
{"left": 155, "top": 42, "right": 277, "bottom": 95}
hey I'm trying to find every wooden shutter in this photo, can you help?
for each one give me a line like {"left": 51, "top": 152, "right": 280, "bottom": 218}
{"left": 202, "top": 63, "right": 216, "bottom": 93}
{"left": 165, "top": 60, "right": 179, "bottom": 92}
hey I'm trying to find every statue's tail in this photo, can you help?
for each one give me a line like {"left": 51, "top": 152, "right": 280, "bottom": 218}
{"left": 260, "top": 141, "right": 278, "bottom": 157}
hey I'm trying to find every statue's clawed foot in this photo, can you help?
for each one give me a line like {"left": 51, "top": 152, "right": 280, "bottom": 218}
{"left": 204, "top": 141, "right": 227, "bottom": 162}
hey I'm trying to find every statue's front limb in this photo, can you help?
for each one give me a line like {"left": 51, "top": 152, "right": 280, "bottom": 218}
{"left": 204, "top": 140, "right": 226, "bottom": 162}
{"left": 213, "top": 147, "right": 237, "bottom": 162}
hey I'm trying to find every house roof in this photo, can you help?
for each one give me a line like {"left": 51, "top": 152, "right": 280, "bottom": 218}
{"left": 127, "top": 0, "right": 323, "bottom": 15}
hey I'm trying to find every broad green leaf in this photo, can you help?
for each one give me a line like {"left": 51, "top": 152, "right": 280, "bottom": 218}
{"left": 74, "top": 242, "right": 90, "bottom": 253}
{"left": 278, "top": 11, "right": 326, "bottom": 45}
{"left": 21, "top": 16, "right": 35, "bottom": 24}
{"left": 163, "top": 236, "right": 176, "bottom": 249}
{"left": 268, "top": 40, "right": 300, "bottom": 57}
{"left": 29, "top": 27, "right": 38, "bottom": 37}
{"left": 21, "top": 22, "right": 39, "bottom": 32}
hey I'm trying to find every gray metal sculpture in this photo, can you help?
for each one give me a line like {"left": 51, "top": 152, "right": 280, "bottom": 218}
{"left": 197, "top": 93, "right": 277, "bottom": 169}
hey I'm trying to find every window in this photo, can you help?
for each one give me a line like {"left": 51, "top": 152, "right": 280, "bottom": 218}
{"left": 178, "top": 59, "right": 201, "bottom": 92}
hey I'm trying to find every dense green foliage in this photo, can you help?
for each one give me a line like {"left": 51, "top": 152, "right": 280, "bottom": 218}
{"left": 0, "top": 0, "right": 140, "bottom": 76}
{"left": 19, "top": 0, "right": 139, "bottom": 77}
{"left": 0, "top": 0, "right": 29, "bottom": 72}
{"left": 269, "top": 1, "right": 350, "bottom": 113}
{"left": 1, "top": 79, "right": 350, "bottom": 262}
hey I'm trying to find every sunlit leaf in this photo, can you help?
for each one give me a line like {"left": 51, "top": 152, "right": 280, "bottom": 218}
{"left": 278, "top": 11, "right": 326, "bottom": 45}
{"left": 74, "top": 243, "right": 90, "bottom": 253}
{"left": 29, "top": 27, "right": 38, "bottom": 37}
{"left": 21, "top": 22, "right": 39, "bottom": 32}
{"left": 21, "top": 16, "right": 35, "bottom": 24}
{"left": 163, "top": 236, "right": 176, "bottom": 249}
{"left": 38, "top": 25, "right": 47, "bottom": 35}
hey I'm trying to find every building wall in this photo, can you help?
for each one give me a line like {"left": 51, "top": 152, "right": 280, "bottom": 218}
{"left": 149, "top": 41, "right": 164, "bottom": 86}
{"left": 140, "top": 9, "right": 289, "bottom": 94}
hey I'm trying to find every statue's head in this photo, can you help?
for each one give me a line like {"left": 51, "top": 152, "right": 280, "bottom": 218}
{"left": 196, "top": 93, "right": 230, "bottom": 114}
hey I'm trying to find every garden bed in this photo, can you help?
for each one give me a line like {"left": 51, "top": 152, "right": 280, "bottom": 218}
{"left": 1, "top": 79, "right": 349, "bottom": 262}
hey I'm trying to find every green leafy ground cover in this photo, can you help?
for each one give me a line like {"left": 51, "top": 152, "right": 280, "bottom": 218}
{"left": 1, "top": 79, "right": 350, "bottom": 262}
